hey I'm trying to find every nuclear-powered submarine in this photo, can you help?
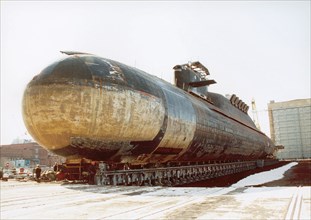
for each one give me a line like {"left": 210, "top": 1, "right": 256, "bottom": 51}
{"left": 22, "top": 51, "right": 276, "bottom": 168}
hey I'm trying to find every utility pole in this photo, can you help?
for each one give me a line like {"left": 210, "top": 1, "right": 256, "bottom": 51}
{"left": 251, "top": 98, "right": 261, "bottom": 130}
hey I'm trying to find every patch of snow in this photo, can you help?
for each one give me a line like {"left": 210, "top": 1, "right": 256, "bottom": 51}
{"left": 231, "top": 162, "right": 298, "bottom": 187}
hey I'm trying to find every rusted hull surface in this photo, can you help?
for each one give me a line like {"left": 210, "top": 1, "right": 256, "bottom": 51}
{"left": 23, "top": 83, "right": 165, "bottom": 152}
{"left": 22, "top": 54, "right": 275, "bottom": 164}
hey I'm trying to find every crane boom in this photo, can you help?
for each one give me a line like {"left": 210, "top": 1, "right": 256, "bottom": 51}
{"left": 251, "top": 98, "right": 261, "bottom": 130}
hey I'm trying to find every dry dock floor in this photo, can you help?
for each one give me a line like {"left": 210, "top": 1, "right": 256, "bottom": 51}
{"left": 1, "top": 161, "right": 310, "bottom": 220}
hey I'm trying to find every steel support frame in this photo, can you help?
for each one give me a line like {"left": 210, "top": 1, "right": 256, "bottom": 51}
{"left": 94, "top": 161, "right": 257, "bottom": 186}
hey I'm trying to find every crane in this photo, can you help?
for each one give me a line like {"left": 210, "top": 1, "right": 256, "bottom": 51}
{"left": 251, "top": 98, "right": 261, "bottom": 130}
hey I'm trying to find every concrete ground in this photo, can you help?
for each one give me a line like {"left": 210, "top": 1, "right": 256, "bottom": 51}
{"left": 1, "top": 161, "right": 310, "bottom": 220}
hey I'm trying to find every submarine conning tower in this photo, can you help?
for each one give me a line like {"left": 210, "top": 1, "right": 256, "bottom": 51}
{"left": 173, "top": 61, "right": 250, "bottom": 116}
{"left": 174, "top": 61, "right": 216, "bottom": 100}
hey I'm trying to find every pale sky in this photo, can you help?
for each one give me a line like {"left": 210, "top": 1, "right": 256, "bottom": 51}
{"left": 1, "top": 1, "right": 310, "bottom": 145}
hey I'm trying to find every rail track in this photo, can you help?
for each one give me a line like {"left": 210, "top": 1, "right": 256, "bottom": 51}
{"left": 285, "top": 186, "right": 303, "bottom": 220}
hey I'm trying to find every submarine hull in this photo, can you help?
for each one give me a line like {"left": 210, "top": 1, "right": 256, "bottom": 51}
{"left": 22, "top": 54, "right": 275, "bottom": 164}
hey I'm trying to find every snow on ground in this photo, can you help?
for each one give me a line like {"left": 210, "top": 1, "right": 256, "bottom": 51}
{"left": 1, "top": 162, "right": 311, "bottom": 220}
{"left": 231, "top": 162, "right": 298, "bottom": 187}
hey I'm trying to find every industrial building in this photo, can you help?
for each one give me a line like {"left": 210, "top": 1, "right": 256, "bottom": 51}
{"left": 0, "top": 142, "right": 65, "bottom": 169}
{"left": 268, "top": 99, "right": 311, "bottom": 159}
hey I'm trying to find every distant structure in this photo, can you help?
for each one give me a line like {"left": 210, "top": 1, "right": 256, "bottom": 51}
{"left": 11, "top": 138, "right": 33, "bottom": 144}
{"left": 0, "top": 142, "right": 65, "bottom": 168}
{"left": 251, "top": 98, "right": 261, "bottom": 130}
{"left": 268, "top": 99, "right": 311, "bottom": 159}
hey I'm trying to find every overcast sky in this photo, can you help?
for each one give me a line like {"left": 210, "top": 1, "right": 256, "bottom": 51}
{"left": 1, "top": 1, "right": 310, "bottom": 145}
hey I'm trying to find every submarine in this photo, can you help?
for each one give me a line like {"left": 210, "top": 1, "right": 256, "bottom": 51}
{"left": 22, "top": 51, "right": 276, "bottom": 166}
